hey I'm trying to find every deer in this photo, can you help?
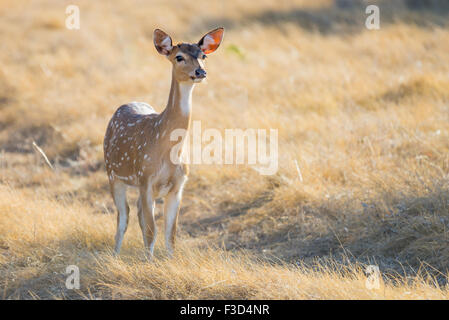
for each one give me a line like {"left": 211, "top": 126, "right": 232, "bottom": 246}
{"left": 103, "top": 27, "right": 224, "bottom": 260}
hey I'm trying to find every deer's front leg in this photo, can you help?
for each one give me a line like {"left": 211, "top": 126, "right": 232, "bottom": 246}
{"left": 164, "top": 187, "right": 183, "bottom": 257}
{"left": 139, "top": 183, "right": 157, "bottom": 260}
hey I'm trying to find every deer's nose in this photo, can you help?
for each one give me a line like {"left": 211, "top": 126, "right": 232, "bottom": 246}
{"left": 195, "top": 68, "right": 206, "bottom": 78}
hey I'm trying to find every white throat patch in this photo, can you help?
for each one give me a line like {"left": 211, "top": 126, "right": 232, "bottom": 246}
{"left": 178, "top": 82, "right": 194, "bottom": 115}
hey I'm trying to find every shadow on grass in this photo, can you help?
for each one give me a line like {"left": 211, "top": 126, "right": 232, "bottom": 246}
{"left": 182, "top": 180, "right": 449, "bottom": 284}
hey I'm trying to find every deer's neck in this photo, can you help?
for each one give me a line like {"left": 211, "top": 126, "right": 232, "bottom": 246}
{"left": 161, "top": 73, "right": 195, "bottom": 132}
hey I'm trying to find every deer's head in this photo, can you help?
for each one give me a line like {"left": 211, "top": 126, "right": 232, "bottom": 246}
{"left": 153, "top": 28, "right": 224, "bottom": 83}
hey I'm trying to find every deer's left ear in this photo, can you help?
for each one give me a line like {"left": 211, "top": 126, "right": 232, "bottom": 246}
{"left": 198, "top": 27, "right": 224, "bottom": 54}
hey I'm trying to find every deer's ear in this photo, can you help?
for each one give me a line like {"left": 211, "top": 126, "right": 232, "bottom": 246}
{"left": 154, "top": 29, "right": 173, "bottom": 55}
{"left": 198, "top": 27, "right": 224, "bottom": 54}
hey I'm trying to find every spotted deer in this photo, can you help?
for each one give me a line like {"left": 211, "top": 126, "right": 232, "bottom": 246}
{"left": 103, "top": 28, "right": 224, "bottom": 259}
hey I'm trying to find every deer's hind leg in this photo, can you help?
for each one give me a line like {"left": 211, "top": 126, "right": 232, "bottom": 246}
{"left": 111, "top": 180, "right": 130, "bottom": 255}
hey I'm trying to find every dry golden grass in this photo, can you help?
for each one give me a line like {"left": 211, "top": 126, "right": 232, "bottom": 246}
{"left": 1, "top": 0, "right": 449, "bottom": 299}
{"left": 1, "top": 185, "right": 448, "bottom": 299}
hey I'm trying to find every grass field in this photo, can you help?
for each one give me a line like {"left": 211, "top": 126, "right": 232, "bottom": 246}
{"left": 1, "top": 0, "right": 449, "bottom": 299}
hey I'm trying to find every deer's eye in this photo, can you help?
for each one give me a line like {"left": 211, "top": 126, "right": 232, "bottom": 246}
{"left": 175, "top": 56, "right": 184, "bottom": 62}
